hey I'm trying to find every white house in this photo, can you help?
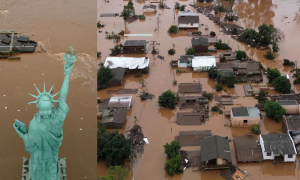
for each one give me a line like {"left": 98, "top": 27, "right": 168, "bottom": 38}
{"left": 259, "top": 133, "right": 297, "bottom": 162}
{"left": 108, "top": 96, "right": 132, "bottom": 110}
{"left": 178, "top": 11, "right": 199, "bottom": 29}
{"left": 178, "top": 55, "right": 194, "bottom": 67}
{"left": 143, "top": 4, "right": 157, "bottom": 13}
{"left": 192, "top": 56, "right": 216, "bottom": 71}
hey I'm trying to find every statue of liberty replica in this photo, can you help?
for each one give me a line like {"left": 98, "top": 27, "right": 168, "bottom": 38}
{"left": 13, "top": 46, "right": 76, "bottom": 180}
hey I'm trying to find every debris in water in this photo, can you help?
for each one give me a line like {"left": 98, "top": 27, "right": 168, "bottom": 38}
{"left": 5, "top": 107, "right": 7, "bottom": 109}
{"left": 143, "top": 137, "right": 149, "bottom": 144}
{"left": 139, "top": 92, "right": 154, "bottom": 101}
{"left": 80, "top": 128, "right": 82, "bottom": 130}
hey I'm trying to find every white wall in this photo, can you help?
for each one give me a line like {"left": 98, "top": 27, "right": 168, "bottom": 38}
{"left": 193, "top": 66, "right": 212, "bottom": 72}
{"left": 260, "top": 135, "right": 274, "bottom": 160}
{"left": 284, "top": 154, "right": 296, "bottom": 162}
{"left": 178, "top": 61, "right": 187, "bottom": 68}
{"left": 143, "top": 9, "right": 156, "bottom": 13}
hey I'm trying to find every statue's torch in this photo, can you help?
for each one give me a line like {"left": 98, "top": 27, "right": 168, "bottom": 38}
{"left": 63, "top": 45, "right": 77, "bottom": 69}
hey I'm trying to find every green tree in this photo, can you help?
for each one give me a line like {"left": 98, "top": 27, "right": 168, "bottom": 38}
{"left": 168, "top": 25, "right": 179, "bottom": 34}
{"left": 97, "top": 131, "right": 131, "bottom": 166}
{"left": 174, "top": 2, "right": 180, "bottom": 9}
{"left": 236, "top": 50, "right": 246, "bottom": 60}
{"left": 256, "top": 91, "right": 268, "bottom": 103}
{"left": 98, "top": 166, "right": 129, "bottom": 180}
{"left": 226, "top": 76, "right": 236, "bottom": 88}
{"left": 251, "top": 125, "right": 261, "bottom": 135}
{"left": 264, "top": 51, "right": 275, "bottom": 60}
{"left": 185, "top": 47, "right": 195, "bottom": 55}
{"left": 264, "top": 101, "right": 285, "bottom": 122}
{"left": 272, "top": 43, "right": 279, "bottom": 52}
{"left": 98, "top": 121, "right": 106, "bottom": 134}
{"left": 214, "top": 40, "right": 231, "bottom": 50}
{"left": 283, "top": 59, "right": 291, "bottom": 66}
{"left": 110, "top": 45, "right": 122, "bottom": 56}
{"left": 164, "top": 140, "right": 181, "bottom": 159}
{"left": 179, "top": 5, "right": 185, "bottom": 11}
{"left": 232, "top": 27, "right": 238, "bottom": 35}
{"left": 215, "top": 83, "right": 223, "bottom": 91}
{"left": 294, "top": 75, "right": 300, "bottom": 84}
{"left": 208, "top": 67, "right": 218, "bottom": 79}
{"left": 273, "top": 76, "right": 291, "bottom": 93}
{"left": 97, "top": 66, "right": 113, "bottom": 90}
{"left": 210, "top": 31, "right": 216, "bottom": 36}
{"left": 266, "top": 68, "right": 281, "bottom": 83}
{"left": 258, "top": 24, "right": 275, "bottom": 46}
{"left": 158, "top": 90, "right": 177, "bottom": 109}
{"left": 164, "top": 154, "right": 183, "bottom": 176}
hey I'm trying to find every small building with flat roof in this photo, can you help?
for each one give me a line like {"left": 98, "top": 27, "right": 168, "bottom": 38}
{"left": 178, "top": 11, "right": 199, "bottom": 29}
{"left": 122, "top": 40, "right": 147, "bottom": 54}
{"left": 230, "top": 107, "right": 260, "bottom": 127}
{"left": 101, "top": 108, "right": 127, "bottom": 129}
{"left": 200, "top": 135, "right": 231, "bottom": 170}
{"left": 108, "top": 67, "right": 125, "bottom": 87}
{"left": 143, "top": 4, "right": 157, "bottom": 12}
{"left": 178, "top": 55, "right": 193, "bottom": 67}
{"left": 277, "top": 100, "right": 299, "bottom": 115}
{"left": 259, "top": 133, "right": 296, "bottom": 162}
{"left": 178, "top": 83, "right": 202, "bottom": 94}
{"left": 108, "top": 96, "right": 132, "bottom": 110}
{"left": 192, "top": 37, "right": 209, "bottom": 54}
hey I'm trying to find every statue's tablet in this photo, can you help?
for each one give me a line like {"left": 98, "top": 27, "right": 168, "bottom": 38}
{"left": 15, "top": 119, "right": 28, "bottom": 134}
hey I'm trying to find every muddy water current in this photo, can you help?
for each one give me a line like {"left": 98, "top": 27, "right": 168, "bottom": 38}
{"left": 0, "top": 1, "right": 97, "bottom": 179}
{"left": 98, "top": 0, "right": 300, "bottom": 179}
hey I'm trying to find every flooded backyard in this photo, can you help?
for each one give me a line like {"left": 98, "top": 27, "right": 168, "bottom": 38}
{"left": 0, "top": 0, "right": 97, "bottom": 179}
{"left": 98, "top": 0, "right": 300, "bottom": 179}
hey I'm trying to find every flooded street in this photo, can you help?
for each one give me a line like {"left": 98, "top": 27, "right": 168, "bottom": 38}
{"left": 0, "top": 1, "right": 97, "bottom": 179}
{"left": 98, "top": 0, "right": 300, "bottom": 179}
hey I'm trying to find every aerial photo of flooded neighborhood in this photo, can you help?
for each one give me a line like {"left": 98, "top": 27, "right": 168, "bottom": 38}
{"left": 97, "top": 0, "right": 300, "bottom": 180}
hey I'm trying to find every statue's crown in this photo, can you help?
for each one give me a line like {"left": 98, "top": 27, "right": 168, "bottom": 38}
{"left": 27, "top": 83, "right": 59, "bottom": 104}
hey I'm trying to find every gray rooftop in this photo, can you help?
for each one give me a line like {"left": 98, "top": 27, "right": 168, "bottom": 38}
{"left": 101, "top": 108, "right": 127, "bottom": 124}
{"left": 283, "top": 115, "right": 300, "bottom": 131}
{"left": 110, "top": 67, "right": 125, "bottom": 81}
{"left": 232, "top": 107, "right": 249, "bottom": 117}
{"left": 277, "top": 100, "right": 298, "bottom": 106}
{"left": 143, "top": 4, "right": 156, "bottom": 9}
{"left": 192, "top": 37, "right": 209, "bottom": 47}
{"left": 261, "top": 133, "right": 296, "bottom": 155}
{"left": 231, "top": 107, "right": 260, "bottom": 117}
{"left": 123, "top": 40, "right": 146, "bottom": 47}
{"left": 179, "top": 55, "right": 194, "bottom": 63}
{"left": 200, "top": 135, "right": 231, "bottom": 162}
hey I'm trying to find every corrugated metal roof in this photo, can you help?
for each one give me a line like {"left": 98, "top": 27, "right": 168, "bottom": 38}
{"left": 123, "top": 40, "right": 146, "bottom": 47}
{"left": 104, "top": 57, "right": 150, "bottom": 69}
{"left": 192, "top": 36, "right": 209, "bottom": 47}
{"left": 178, "top": 11, "right": 198, "bottom": 16}
{"left": 261, "top": 133, "right": 296, "bottom": 155}
{"left": 277, "top": 100, "right": 298, "bottom": 106}
{"left": 192, "top": 56, "right": 216, "bottom": 68}
{"left": 109, "top": 96, "right": 132, "bottom": 108}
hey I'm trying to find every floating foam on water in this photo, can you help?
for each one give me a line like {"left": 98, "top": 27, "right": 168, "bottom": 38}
{"left": 79, "top": 128, "right": 82, "bottom": 130}
{"left": 3, "top": 95, "right": 5, "bottom": 96}
{"left": 5, "top": 107, "right": 7, "bottom": 109}
{"left": 18, "top": 110, "right": 20, "bottom": 111}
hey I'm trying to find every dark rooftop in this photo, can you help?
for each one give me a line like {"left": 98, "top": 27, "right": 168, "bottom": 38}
{"left": 261, "top": 133, "right": 296, "bottom": 155}
{"left": 192, "top": 37, "right": 209, "bottom": 47}
{"left": 234, "top": 136, "right": 263, "bottom": 162}
{"left": 178, "top": 16, "right": 199, "bottom": 25}
{"left": 283, "top": 115, "right": 300, "bottom": 131}
{"left": 232, "top": 107, "right": 249, "bottom": 117}
{"left": 277, "top": 100, "right": 298, "bottom": 106}
{"left": 179, "top": 55, "right": 194, "bottom": 63}
{"left": 200, "top": 135, "right": 231, "bottom": 162}
{"left": 123, "top": 40, "right": 146, "bottom": 47}
{"left": 178, "top": 83, "right": 202, "bottom": 94}
{"left": 0, "top": 34, "right": 36, "bottom": 53}
{"left": 271, "top": 94, "right": 300, "bottom": 101}
{"left": 176, "top": 112, "right": 205, "bottom": 126}
{"left": 110, "top": 67, "right": 125, "bottom": 81}
{"left": 101, "top": 108, "right": 127, "bottom": 124}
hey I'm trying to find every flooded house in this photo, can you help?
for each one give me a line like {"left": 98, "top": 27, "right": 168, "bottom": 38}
{"left": 282, "top": 115, "right": 300, "bottom": 136}
{"left": 175, "top": 130, "right": 212, "bottom": 147}
{"left": 100, "top": 108, "right": 127, "bottom": 129}
{"left": 230, "top": 107, "right": 260, "bottom": 127}
{"left": 178, "top": 55, "right": 193, "bottom": 67}
{"left": 276, "top": 100, "right": 299, "bottom": 115}
{"left": 176, "top": 112, "right": 206, "bottom": 126}
{"left": 0, "top": 31, "right": 37, "bottom": 58}
{"left": 104, "top": 57, "right": 150, "bottom": 73}
{"left": 107, "top": 96, "right": 132, "bottom": 110}
{"left": 108, "top": 67, "right": 125, "bottom": 86}
{"left": 192, "top": 56, "right": 216, "bottom": 72}
{"left": 219, "top": 51, "right": 237, "bottom": 61}
{"left": 199, "top": 135, "right": 231, "bottom": 170}
{"left": 178, "top": 83, "right": 202, "bottom": 94}
{"left": 178, "top": 11, "right": 199, "bottom": 29}
{"left": 143, "top": 4, "right": 157, "bottom": 13}
{"left": 178, "top": 96, "right": 209, "bottom": 110}
{"left": 259, "top": 133, "right": 297, "bottom": 162}
{"left": 122, "top": 40, "right": 147, "bottom": 54}
{"left": 270, "top": 94, "right": 300, "bottom": 102}
{"left": 217, "top": 61, "right": 262, "bottom": 82}
{"left": 191, "top": 36, "right": 209, "bottom": 54}
{"left": 234, "top": 136, "right": 263, "bottom": 163}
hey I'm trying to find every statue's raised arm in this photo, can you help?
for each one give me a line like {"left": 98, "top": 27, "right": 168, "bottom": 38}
{"left": 58, "top": 46, "right": 77, "bottom": 102}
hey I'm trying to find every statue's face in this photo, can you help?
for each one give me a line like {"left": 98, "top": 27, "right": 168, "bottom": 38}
{"left": 37, "top": 95, "right": 53, "bottom": 117}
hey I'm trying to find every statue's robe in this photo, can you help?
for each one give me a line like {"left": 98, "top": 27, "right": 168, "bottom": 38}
{"left": 23, "top": 99, "right": 69, "bottom": 180}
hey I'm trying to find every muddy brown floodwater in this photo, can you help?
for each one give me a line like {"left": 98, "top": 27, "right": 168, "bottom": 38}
{"left": 98, "top": 0, "right": 300, "bottom": 179}
{"left": 0, "top": 1, "right": 97, "bottom": 179}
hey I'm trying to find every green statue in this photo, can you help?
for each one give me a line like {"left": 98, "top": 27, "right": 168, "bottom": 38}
{"left": 13, "top": 46, "right": 77, "bottom": 180}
